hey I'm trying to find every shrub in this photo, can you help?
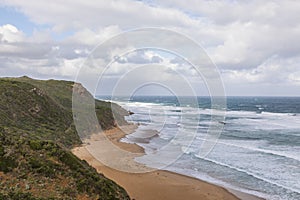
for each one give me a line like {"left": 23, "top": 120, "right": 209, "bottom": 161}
{"left": 62, "top": 187, "right": 77, "bottom": 198}
{"left": 29, "top": 140, "right": 43, "bottom": 151}
{"left": 28, "top": 157, "right": 42, "bottom": 169}
{"left": 0, "top": 146, "right": 4, "bottom": 156}
{"left": 0, "top": 156, "right": 17, "bottom": 173}
{"left": 59, "top": 151, "right": 81, "bottom": 171}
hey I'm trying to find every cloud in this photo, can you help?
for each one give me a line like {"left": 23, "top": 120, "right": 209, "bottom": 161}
{"left": 151, "top": 1, "right": 300, "bottom": 70}
{"left": 0, "top": 1, "right": 300, "bottom": 95}
{"left": 0, "top": 24, "right": 24, "bottom": 42}
{"left": 98, "top": 63, "right": 200, "bottom": 96}
{"left": 0, "top": 0, "right": 199, "bottom": 31}
{"left": 115, "top": 50, "right": 163, "bottom": 64}
{"left": 0, "top": 23, "right": 123, "bottom": 79}
{"left": 222, "top": 55, "right": 300, "bottom": 86}
{"left": 153, "top": 0, "right": 300, "bottom": 26}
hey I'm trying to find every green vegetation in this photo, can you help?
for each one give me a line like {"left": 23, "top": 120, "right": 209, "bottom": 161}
{"left": 0, "top": 77, "right": 130, "bottom": 200}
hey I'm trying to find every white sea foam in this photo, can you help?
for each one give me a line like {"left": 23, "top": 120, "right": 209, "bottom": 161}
{"left": 109, "top": 98, "right": 300, "bottom": 199}
{"left": 194, "top": 155, "right": 300, "bottom": 194}
{"left": 165, "top": 165, "right": 274, "bottom": 200}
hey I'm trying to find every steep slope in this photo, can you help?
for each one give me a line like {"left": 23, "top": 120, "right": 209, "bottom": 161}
{"left": 0, "top": 78, "right": 78, "bottom": 147}
{"left": 0, "top": 77, "right": 130, "bottom": 200}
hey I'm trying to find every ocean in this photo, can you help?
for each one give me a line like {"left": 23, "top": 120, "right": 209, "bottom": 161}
{"left": 98, "top": 96, "right": 300, "bottom": 200}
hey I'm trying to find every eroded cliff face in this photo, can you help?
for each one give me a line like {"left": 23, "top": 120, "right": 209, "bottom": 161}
{"left": 0, "top": 77, "right": 130, "bottom": 200}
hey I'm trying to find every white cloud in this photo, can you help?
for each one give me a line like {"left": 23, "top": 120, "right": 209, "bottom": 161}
{"left": 0, "top": 24, "right": 24, "bottom": 42}
{"left": 154, "top": 0, "right": 300, "bottom": 26}
{"left": 64, "top": 25, "right": 122, "bottom": 45}
{"left": 0, "top": 0, "right": 199, "bottom": 31}
{"left": 116, "top": 50, "right": 163, "bottom": 64}
{"left": 222, "top": 55, "right": 300, "bottom": 87}
{"left": 288, "top": 73, "right": 300, "bottom": 85}
{"left": 0, "top": 0, "right": 300, "bottom": 95}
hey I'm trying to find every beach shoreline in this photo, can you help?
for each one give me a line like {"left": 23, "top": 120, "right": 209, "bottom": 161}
{"left": 72, "top": 124, "right": 264, "bottom": 200}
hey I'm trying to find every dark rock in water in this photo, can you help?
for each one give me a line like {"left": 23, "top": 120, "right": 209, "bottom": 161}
{"left": 129, "top": 111, "right": 134, "bottom": 115}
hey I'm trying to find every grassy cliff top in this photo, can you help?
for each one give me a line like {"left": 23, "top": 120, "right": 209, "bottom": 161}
{"left": 0, "top": 77, "right": 130, "bottom": 200}
{"left": 0, "top": 76, "right": 128, "bottom": 147}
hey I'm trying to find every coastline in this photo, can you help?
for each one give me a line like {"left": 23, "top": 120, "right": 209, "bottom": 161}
{"left": 72, "top": 124, "right": 264, "bottom": 200}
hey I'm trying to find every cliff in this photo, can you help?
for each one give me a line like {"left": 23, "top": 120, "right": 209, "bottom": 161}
{"left": 0, "top": 76, "right": 130, "bottom": 200}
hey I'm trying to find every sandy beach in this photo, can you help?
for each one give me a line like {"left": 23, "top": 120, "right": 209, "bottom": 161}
{"left": 72, "top": 124, "right": 263, "bottom": 200}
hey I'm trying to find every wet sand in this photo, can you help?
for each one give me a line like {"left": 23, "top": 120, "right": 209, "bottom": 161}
{"left": 72, "top": 124, "right": 263, "bottom": 200}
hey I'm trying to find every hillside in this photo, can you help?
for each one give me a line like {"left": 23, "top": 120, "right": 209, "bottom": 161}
{"left": 0, "top": 77, "right": 130, "bottom": 200}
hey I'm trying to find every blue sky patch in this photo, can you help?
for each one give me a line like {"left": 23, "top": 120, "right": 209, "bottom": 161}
{"left": 0, "top": 6, "right": 38, "bottom": 35}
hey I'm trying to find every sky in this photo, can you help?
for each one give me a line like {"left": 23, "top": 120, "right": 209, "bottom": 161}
{"left": 0, "top": 0, "right": 300, "bottom": 96}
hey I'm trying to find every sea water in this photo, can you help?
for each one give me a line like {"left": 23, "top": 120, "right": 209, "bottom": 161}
{"left": 98, "top": 96, "right": 300, "bottom": 200}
